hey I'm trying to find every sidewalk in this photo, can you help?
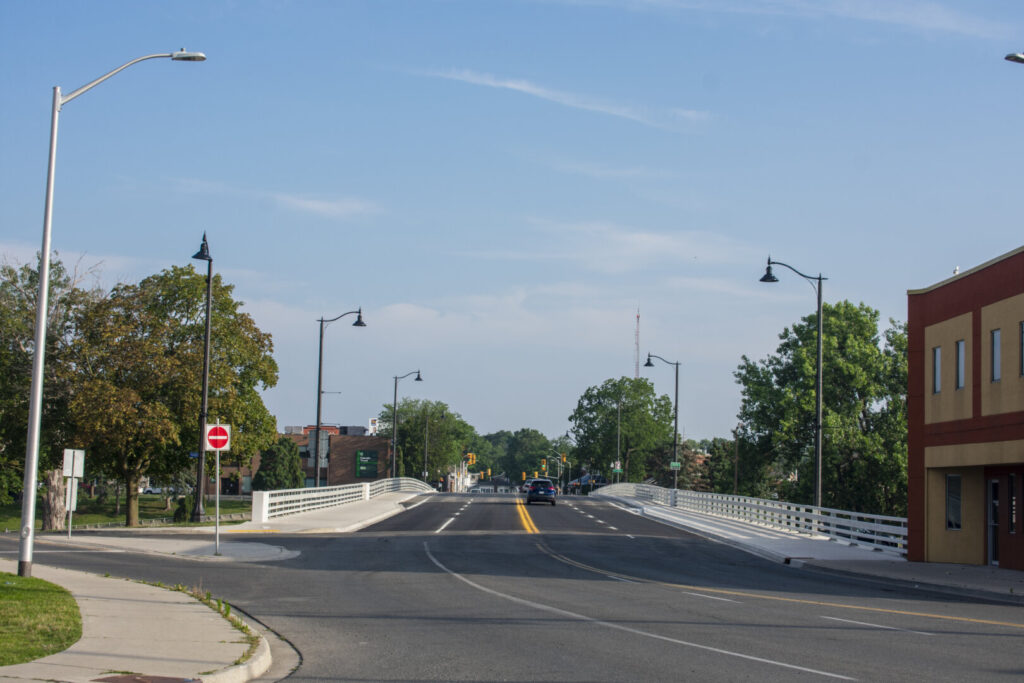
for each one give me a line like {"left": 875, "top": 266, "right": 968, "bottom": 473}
{"left": 0, "top": 491, "right": 420, "bottom": 682}
{"left": 603, "top": 494, "right": 1024, "bottom": 605}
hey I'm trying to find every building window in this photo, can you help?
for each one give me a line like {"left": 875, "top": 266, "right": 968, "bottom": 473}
{"left": 956, "top": 340, "right": 965, "bottom": 389}
{"left": 991, "top": 329, "right": 1001, "bottom": 382}
{"left": 1011, "top": 474, "right": 1017, "bottom": 535}
{"left": 946, "top": 474, "right": 962, "bottom": 530}
{"left": 933, "top": 346, "right": 941, "bottom": 394}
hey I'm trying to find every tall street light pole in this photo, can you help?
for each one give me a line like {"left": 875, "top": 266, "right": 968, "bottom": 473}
{"left": 1006, "top": 51, "right": 1024, "bottom": 64}
{"left": 392, "top": 370, "right": 422, "bottom": 478}
{"left": 189, "top": 235, "right": 213, "bottom": 522}
{"left": 313, "top": 309, "right": 366, "bottom": 487}
{"left": 760, "top": 256, "right": 828, "bottom": 508}
{"left": 644, "top": 353, "right": 680, "bottom": 490}
{"left": 18, "top": 49, "right": 205, "bottom": 578}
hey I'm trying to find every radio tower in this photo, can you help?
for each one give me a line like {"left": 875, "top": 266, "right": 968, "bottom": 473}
{"left": 634, "top": 308, "right": 640, "bottom": 378}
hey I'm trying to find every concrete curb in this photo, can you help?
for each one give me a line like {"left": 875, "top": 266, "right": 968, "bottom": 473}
{"left": 202, "top": 623, "right": 271, "bottom": 683}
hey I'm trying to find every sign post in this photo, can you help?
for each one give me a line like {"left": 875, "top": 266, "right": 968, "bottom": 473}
{"left": 62, "top": 449, "right": 85, "bottom": 540}
{"left": 204, "top": 423, "right": 231, "bottom": 555}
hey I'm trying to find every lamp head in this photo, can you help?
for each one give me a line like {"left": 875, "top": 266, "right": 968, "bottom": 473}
{"left": 643, "top": 353, "right": 654, "bottom": 368}
{"left": 1006, "top": 52, "right": 1024, "bottom": 64}
{"left": 352, "top": 308, "right": 367, "bottom": 327}
{"left": 414, "top": 371, "right": 423, "bottom": 382}
{"left": 192, "top": 233, "right": 212, "bottom": 261}
{"left": 759, "top": 257, "right": 778, "bottom": 283}
{"left": 172, "top": 49, "right": 207, "bottom": 62}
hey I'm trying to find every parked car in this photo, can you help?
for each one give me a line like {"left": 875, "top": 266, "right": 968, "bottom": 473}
{"left": 143, "top": 486, "right": 162, "bottom": 495}
{"left": 526, "top": 478, "right": 556, "bottom": 506}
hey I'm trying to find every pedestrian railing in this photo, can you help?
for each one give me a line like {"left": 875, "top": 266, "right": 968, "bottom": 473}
{"left": 596, "top": 483, "right": 907, "bottom": 556}
{"left": 251, "top": 477, "right": 435, "bottom": 523}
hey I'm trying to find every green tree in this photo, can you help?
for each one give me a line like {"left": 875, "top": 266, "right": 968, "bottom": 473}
{"left": 65, "top": 265, "right": 278, "bottom": 526}
{"left": 377, "top": 399, "right": 475, "bottom": 480}
{"left": 252, "top": 437, "right": 304, "bottom": 490}
{"left": 506, "top": 428, "right": 551, "bottom": 481}
{"left": 734, "top": 301, "right": 907, "bottom": 515}
{"left": 0, "top": 255, "right": 100, "bottom": 505}
{"left": 568, "top": 377, "right": 674, "bottom": 485}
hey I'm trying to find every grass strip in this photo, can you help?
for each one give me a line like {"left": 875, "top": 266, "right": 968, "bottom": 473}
{"left": 0, "top": 572, "right": 82, "bottom": 666}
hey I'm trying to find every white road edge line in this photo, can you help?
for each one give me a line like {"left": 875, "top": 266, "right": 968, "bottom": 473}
{"left": 821, "top": 616, "right": 933, "bottom": 636}
{"left": 435, "top": 518, "right": 456, "bottom": 534}
{"left": 406, "top": 499, "right": 430, "bottom": 511}
{"left": 424, "top": 542, "right": 855, "bottom": 681}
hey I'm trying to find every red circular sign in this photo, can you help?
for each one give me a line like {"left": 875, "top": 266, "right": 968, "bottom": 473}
{"left": 207, "top": 426, "right": 229, "bottom": 449}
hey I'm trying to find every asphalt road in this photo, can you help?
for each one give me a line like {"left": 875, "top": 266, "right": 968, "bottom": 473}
{"left": 6, "top": 493, "right": 1024, "bottom": 681}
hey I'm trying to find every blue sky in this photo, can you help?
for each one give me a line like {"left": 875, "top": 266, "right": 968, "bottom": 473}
{"left": 2, "top": 1, "right": 1022, "bottom": 442}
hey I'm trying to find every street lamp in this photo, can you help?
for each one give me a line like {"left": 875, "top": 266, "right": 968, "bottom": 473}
{"left": 313, "top": 309, "right": 366, "bottom": 487}
{"left": 1006, "top": 52, "right": 1024, "bottom": 64}
{"left": 644, "top": 353, "right": 681, "bottom": 489}
{"left": 189, "top": 234, "right": 213, "bottom": 522}
{"left": 392, "top": 370, "right": 422, "bottom": 478}
{"left": 759, "top": 256, "right": 827, "bottom": 508}
{"left": 17, "top": 49, "right": 205, "bottom": 578}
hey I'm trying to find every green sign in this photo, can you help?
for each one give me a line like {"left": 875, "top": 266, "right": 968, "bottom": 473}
{"left": 356, "top": 450, "right": 379, "bottom": 478}
{"left": 670, "top": 461, "right": 681, "bottom": 470}
{"left": 613, "top": 468, "right": 623, "bottom": 473}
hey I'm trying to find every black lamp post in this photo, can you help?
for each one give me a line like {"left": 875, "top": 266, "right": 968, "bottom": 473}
{"left": 392, "top": 370, "right": 422, "bottom": 478}
{"left": 760, "top": 256, "right": 827, "bottom": 508}
{"left": 313, "top": 309, "right": 366, "bottom": 487}
{"left": 644, "top": 353, "right": 681, "bottom": 489}
{"left": 190, "top": 234, "right": 213, "bottom": 522}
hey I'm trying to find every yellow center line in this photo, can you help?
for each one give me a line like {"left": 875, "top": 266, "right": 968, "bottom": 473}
{"left": 515, "top": 496, "right": 539, "bottom": 533}
{"left": 536, "top": 543, "right": 1024, "bottom": 631}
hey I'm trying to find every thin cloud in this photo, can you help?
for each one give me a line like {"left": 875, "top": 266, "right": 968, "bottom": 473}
{"left": 171, "top": 178, "right": 380, "bottom": 219}
{"left": 419, "top": 68, "right": 709, "bottom": 130}
{"left": 271, "top": 193, "right": 380, "bottom": 218}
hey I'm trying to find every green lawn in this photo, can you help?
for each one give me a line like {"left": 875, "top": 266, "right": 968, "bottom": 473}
{"left": 0, "top": 493, "right": 251, "bottom": 532}
{"left": 0, "top": 572, "right": 82, "bottom": 665}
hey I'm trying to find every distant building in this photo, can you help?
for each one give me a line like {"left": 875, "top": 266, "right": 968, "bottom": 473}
{"left": 280, "top": 426, "right": 392, "bottom": 487}
{"left": 907, "top": 245, "right": 1024, "bottom": 569}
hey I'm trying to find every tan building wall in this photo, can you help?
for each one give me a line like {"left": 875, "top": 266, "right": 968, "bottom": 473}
{"left": 923, "top": 312, "right": 973, "bottom": 425}
{"left": 980, "top": 293, "right": 1024, "bottom": 417}
{"left": 925, "top": 466, "right": 985, "bottom": 564}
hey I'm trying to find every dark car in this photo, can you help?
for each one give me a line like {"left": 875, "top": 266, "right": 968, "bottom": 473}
{"left": 526, "top": 478, "right": 556, "bottom": 505}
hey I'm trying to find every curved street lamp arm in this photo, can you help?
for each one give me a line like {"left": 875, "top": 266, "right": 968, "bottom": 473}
{"left": 319, "top": 308, "right": 362, "bottom": 327}
{"left": 645, "top": 352, "right": 679, "bottom": 368}
{"left": 767, "top": 258, "right": 828, "bottom": 288}
{"left": 394, "top": 369, "right": 421, "bottom": 382}
{"left": 62, "top": 51, "right": 203, "bottom": 106}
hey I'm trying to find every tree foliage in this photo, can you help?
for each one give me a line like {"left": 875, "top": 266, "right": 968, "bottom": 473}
{"left": 0, "top": 256, "right": 101, "bottom": 504}
{"left": 568, "top": 377, "right": 674, "bottom": 485}
{"left": 252, "top": 436, "right": 304, "bottom": 490}
{"left": 734, "top": 301, "right": 907, "bottom": 515}
{"left": 64, "top": 265, "right": 278, "bottom": 526}
{"left": 377, "top": 398, "right": 475, "bottom": 481}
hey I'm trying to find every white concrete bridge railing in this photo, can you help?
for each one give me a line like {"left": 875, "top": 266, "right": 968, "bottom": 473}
{"left": 595, "top": 483, "right": 907, "bottom": 556}
{"left": 251, "top": 477, "right": 435, "bottom": 523}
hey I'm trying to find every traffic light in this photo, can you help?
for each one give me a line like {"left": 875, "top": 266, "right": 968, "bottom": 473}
{"left": 522, "top": 471, "right": 526, "bottom": 482}
{"left": 561, "top": 453, "right": 567, "bottom": 463}
{"left": 487, "top": 468, "right": 491, "bottom": 477}
{"left": 541, "top": 458, "right": 547, "bottom": 470}
{"left": 534, "top": 471, "right": 538, "bottom": 478}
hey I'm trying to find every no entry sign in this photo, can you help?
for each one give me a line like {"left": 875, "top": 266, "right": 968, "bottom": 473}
{"left": 205, "top": 424, "right": 231, "bottom": 452}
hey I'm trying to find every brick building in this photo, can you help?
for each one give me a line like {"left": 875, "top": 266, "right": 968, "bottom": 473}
{"left": 907, "top": 245, "right": 1024, "bottom": 569}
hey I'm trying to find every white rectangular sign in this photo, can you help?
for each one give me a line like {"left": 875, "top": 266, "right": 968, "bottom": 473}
{"left": 65, "top": 482, "right": 78, "bottom": 512}
{"left": 62, "top": 448, "right": 85, "bottom": 478}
